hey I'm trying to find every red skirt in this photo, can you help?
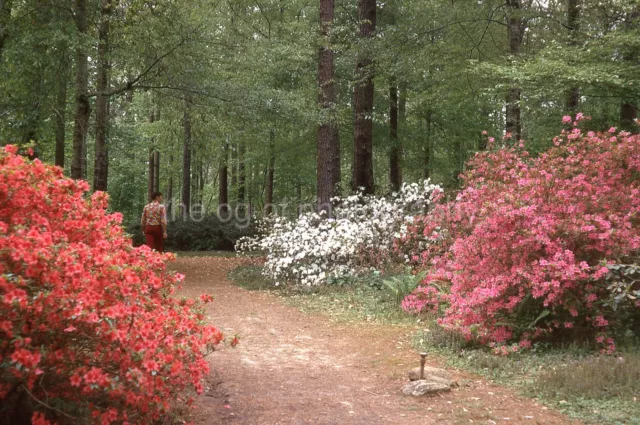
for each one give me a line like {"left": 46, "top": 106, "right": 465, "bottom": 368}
{"left": 145, "top": 225, "right": 164, "bottom": 253}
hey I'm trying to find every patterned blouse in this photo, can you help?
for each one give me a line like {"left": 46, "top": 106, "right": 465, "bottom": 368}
{"left": 141, "top": 201, "right": 167, "bottom": 227}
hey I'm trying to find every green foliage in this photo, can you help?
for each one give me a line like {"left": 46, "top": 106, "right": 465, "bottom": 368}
{"left": 382, "top": 270, "right": 425, "bottom": 304}
{"left": 128, "top": 215, "right": 256, "bottom": 252}
{"left": 228, "top": 266, "right": 416, "bottom": 325}
{"left": 1, "top": 0, "right": 638, "bottom": 227}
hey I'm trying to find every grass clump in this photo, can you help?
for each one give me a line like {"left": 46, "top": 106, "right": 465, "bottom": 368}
{"left": 534, "top": 353, "right": 640, "bottom": 400}
{"left": 414, "top": 323, "right": 640, "bottom": 425}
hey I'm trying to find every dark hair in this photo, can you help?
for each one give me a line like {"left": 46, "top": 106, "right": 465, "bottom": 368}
{"left": 151, "top": 191, "right": 163, "bottom": 201}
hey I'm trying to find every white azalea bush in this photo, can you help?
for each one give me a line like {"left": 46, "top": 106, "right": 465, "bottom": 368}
{"left": 236, "top": 180, "right": 442, "bottom": 286}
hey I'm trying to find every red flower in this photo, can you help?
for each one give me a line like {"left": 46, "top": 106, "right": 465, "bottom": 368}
{"left": 0, "top": 147, "right": 223, "bottom": 424}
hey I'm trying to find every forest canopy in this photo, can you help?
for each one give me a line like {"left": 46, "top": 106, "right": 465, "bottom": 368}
{"left": 0, "top": 0, "right": 638, "bottom": 222}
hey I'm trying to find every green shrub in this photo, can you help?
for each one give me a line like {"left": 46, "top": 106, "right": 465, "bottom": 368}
{"left": 128, "top": 215, "right": 256, "bottom": 252}
{"left": 382, "top": 271, "right": 425, "bottom": 304}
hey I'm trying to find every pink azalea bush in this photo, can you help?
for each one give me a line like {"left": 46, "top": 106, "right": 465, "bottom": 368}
{"left": 0, "top": 146, "right": 224, "bottom": 424}
{"left": 402, "top": 117, "right": 640, "bottom": 353}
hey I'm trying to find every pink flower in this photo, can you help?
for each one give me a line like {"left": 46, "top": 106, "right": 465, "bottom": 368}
{"left": 562, "top": 115, "right": 572, "bottom": 124}
{"left": 593, "top": 316, "right": 609, "bottom": 327}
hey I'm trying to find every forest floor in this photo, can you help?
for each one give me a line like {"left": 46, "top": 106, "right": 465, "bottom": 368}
{"left": 174, "top": 255, "right": 581, "bottom": 425}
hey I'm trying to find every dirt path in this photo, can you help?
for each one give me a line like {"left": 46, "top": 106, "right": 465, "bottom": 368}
{"left": 174, "top": 256, "right": 580, "bottom": 425}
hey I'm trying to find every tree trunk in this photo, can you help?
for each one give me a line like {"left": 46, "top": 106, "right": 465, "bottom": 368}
{"left": 182, "top": 99, "right": 192, "bottom": 216}
{"left": 82, "top": 113, "right": 88, "bottom": 179}
{"left": 148, "top": 149, "right": 155, "bottom": 202}
{"left": 238, "top": 142, "right": 246, "bottom": 204}
{"left": 219, "top": 142, "right": 229, "bottom": 214}
{"left": 265, "top": 129, "right": 275, "bottom": 215}
{"left": 620, "top": 7, "right": 638, "bottom": 132}
{"left": 389, "top": 81, "right": 400, "bottom": 192}
{"left": 296, "top": 178, "right": 302, "bottom": 216}
{"left": 424, "top": 111, "right": 432, "bottom": 180}
{"left": 352, "top": 0, "right": 376, "bottom": 195}
{"left": 398, "top": 81, "right": 406, "bottom": 180}
{"left": 317, "top": 0, "right": 341, "bottom": 211}
{"left": 93, "top": 0, "right": 112, "bottom": 192}
{"left": 230, "top": 142, "right": 237, "bottom": 190}
{"left": 453, "top": 137, "right": 463, "bottom": 187}
{"left": 71, "top": 0, "right": 90, "bottom": 180}
{"left": 505, "top": 0, "right": 524, "bottom": 141}
{"left": 154, "top": 150, "right": 160, "bottom": 192}
{"left": 166, "top": 153, "right": 173, "bottom": 220}
{"left": 54, "top": 69, "right": 68, "bottom": 168}
{"left": 0, "top": 0, "right": 12, "bottom": 58}
{"left": 621, "top": 102, "right": 638, "bottom": 132}
{"left": 198, "top": 158, "right": 206, "bottom": 204}
{"left": 566, "top": 0, "right": 580, "bottom": 112}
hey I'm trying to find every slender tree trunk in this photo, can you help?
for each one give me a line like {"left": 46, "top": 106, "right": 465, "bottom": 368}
{"left": 148, "top": 149, "right": 155, "bottom": 202}
{"left": 238, "top": 142, "right": 246, "bottom": 204}
{"left": 167, "top": 154, "right": 173, "bottom": 219}
{"left": 566, "top": 0, "right": 580, "bottom": 112}
{"left": 154, "top": 151, "right": 160, "bottom": 192}
{"left": 54, "top": 67, "right": 68, "bottom": 168}
{"left": 71, "top": 0, "right": 90, "bottom": 180}
{"left": 424, "top": 111, "right": 432, "bottom": 180}
{"left": 82, "top": 109, "right": 89, "bottom": 179}
{"left": 620, "top": 7, "right": 638, "bottom": 132}
{"left": 230, "top": 142, "right": 237, "bottom": 194}
{"left": 389, "top": 81, "right": 400, "bottom": 191}
{"left": 352, "top": 0, "right": 376, "bottom": 194}
{"left": 93, "top": 0, "right": 112, "bottom": 191}
{"left": 0, "top": 0, "right": 12, "bottom": 58}
{"left": 317, "top": 0, "right": 341, "bottom": 211}
{"left": 219, "top": 142, "right": 229, "bottom": 214}
{"left": 505, "top": 0, "right": 524, "bottom": 141}
{"left": 199, "top": 161, "right": 205, "bottom": 204}
{"left": 191, "top": 150, "right": 198, "bottom": 204}
{"left": 296, "top": 178, "right": 302, "bottom": 216}
{"left": 453, "top": 137, "right": 463, "bottom": 187}
{"left": 248, "top": 162, "right": 254, "bottom": 216}
{"left": 265, "top": 129, "right": 275, "bottom": 215}
{"left": 182, "top": 99, "right": 192, "bottom": 216}
{"left": 398, "top": 81, "right": 406, "bottom": 182}
{"left": 147, "top": 106, "right": 156, "bottom": 202}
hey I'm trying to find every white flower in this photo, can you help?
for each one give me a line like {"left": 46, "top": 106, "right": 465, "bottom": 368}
{"left": 236, "top": 180, "right": 441, "bottom": 286}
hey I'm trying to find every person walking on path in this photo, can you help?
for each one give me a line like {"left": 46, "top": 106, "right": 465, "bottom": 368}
{"left": 141, "top": 191, "right": 168, "bottom": 252}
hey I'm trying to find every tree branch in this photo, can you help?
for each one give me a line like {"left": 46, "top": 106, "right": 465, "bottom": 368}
{"left": 22, "top": 385, "right": 76, "bottom": 420}
{"left": 87, "top": 38, "right": 186, "bottom": 98}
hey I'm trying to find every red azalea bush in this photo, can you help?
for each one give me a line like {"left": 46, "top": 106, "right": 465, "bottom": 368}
{"left": 402, "top": 117, "right": 640, "bottom": 354}
{"left": 0, "top": 146, "right": 223, "bottom": 424}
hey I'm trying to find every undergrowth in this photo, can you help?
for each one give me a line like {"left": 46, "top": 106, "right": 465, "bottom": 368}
{"left": 414, "top": 321, "right": 640, "bottom": 425}
{"left": 228, "top": 265, "right": 417, "bottom": 325}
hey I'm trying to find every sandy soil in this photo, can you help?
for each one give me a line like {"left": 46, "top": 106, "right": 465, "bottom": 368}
{"left": 174, "top": 256, "right": 581, "bottom": 425}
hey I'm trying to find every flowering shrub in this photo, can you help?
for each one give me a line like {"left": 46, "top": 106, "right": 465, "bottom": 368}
{"left": 403, "top": 118, "right": 640, "bottom": 353}
{"left": 236, "top": 180, "right": 442, "bottom": 286}
{"left": 0, "top": 146, "right": 223, "bottom": 424}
